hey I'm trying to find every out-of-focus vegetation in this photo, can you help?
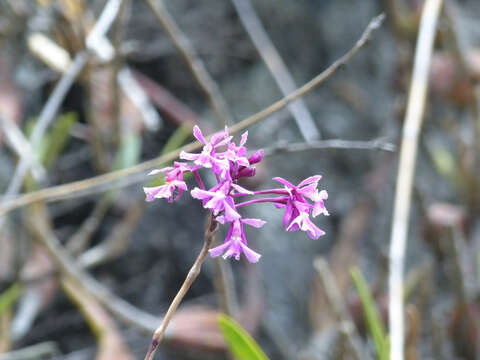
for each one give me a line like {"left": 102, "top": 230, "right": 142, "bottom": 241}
{"left": 1, "top": 0, "right": 480, "bottom": 359}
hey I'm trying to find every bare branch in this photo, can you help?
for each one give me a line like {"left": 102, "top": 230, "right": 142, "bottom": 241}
{"left": 0, "top": 14, "right": 385, "bottom": 217}
{"left": 28, "top": 211, "right": 159, "bottom": 334}
{"left": 231, "top": 0, "right": 320, "bottom": 141}
{"left": 3, "top": 51, "right": 88, "bottom": 198}
{"left": 3, "top": 0, "right": 127, "bottom": 200}
{"left": 146, "top": 0, "right": 233, "bottom": 126}
{"left": 313, "top": 258, "right": 366, "bottom": 360}
{"left": 388, "top": 1, "right": 443, "bottom": 359}
{"left": 262, "top": 137, "right": 395, "bottom": 157}
{"left": 444, "top": 0, "right": 480, "bottom": 209}
{"left": 0, "top": 342, "right": 60, "bottom": 360}
{"left": 0, "top": 115, "right": 45, "bottom": 181}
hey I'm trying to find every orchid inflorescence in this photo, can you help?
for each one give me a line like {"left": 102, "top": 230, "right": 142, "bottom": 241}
{"left": 144, "top": 126, "right": 329, "bottom": 263}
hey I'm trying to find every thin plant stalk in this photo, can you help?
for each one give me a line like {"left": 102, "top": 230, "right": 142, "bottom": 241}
{"left": 144, "top": 215, "right": 218, "bottom": 360}
{"left": 388, "top": 1, "right": 443, "bottom": 359}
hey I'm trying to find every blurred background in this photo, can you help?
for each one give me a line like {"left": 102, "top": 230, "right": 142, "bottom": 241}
{"left": 0, "top": 0, "right": 480, "bottom": 359}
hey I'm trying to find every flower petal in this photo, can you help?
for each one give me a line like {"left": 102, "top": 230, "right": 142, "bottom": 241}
{"left": 190, "top": 188, "right": 215, "bottom": 200}
{"left": 223, "top": 201, "right": 241, "bottom": 222}
{"left": 148, "top": 167, "right": 173, "bottom": 176}
{"left": 215, "top": 215, "right": 227, "bottom": 224}
{"left": 240, "top": 243, "right": 261, "bottom": 263}
{"left": 179, "top": 151, "right": 199, "bottom": 161}
{"left": 298, "top": 175, "right": 322, "bottom": 187}
{"left": 312, "top": 201, "right": 329, "bottom": 217}
{"left": 242, "top": 218, "right": 266, "bottom": 228}
{"left": 273, "top": 177, "right": 296, "bottom": 189}
{"left": 239, "top": 131, "right": 248, "bottom": 147}
{"left": 193, "top": 125, "right": 207, "bottom": 144}
{"left": 231, "top": 183, "right": 253, "bottom": 195}
{"left": 144, "top": 185, "right": 173, "bottom": 202}
{"left": 298, "top": 184, "right": 318, "bottom": 200}
{"left": 318, "top": 190, "right": 328, "bottom": 200}
{"left": 209, "top": 242, "right": 231, "bottom": 258}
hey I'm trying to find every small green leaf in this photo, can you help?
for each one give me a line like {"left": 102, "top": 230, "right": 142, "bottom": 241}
{"left": 146, "top": 124, "right": 194, "bottom": 187}
{"left": 218, "top": 314, "right": 269, "bottom": 360}
{"left": 43, "top": 112, "right": 77, "bottom": 167}
{"left": 25, "top": 112, "right": 77, "bottom": 168}
{"left": 350, "top": 267, "right": 389, "bottom": 360}
{"left": 161, "top": 123, "right": 193, "bottom": 155}
{"left": 113, "top": 133, "right": 142, "bottom": 170}
{"left": 0, "top": 283, "right": 22, "bottom": 315}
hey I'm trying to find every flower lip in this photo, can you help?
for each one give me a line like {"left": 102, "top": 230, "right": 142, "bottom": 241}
{"left": 208, "top": 219, "right": 262, "bottom": 263}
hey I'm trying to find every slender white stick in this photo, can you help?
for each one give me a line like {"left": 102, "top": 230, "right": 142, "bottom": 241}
{"left": 3, "top": 0, "right": 124, "bottom": 201}
{"left": 388, "top": 1, "right": 443, "bottom": 359}
{"left": 231, "top": 0, "right": 320, "bottom": 141}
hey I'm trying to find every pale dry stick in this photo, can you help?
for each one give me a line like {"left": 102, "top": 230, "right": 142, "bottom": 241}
{"left": 111, "top": 0, "right": 128, "bottom": 147}
{"left": 3, "top": 52, "right": 88, "bottom": 198}
{"left": 85, "top": 0, "right": 125, "bottom": 63}
{"left": 447, "top": 227, "right": 470, "bottom": 304}
{"left": 144, "top": 215, "right": 218, "bottom": 360}
{"left": 4, "top": 0, "right": 125, "bottom": 199}
{"left": 262, "top": 137, "right": 395, "bottom": 157}
{"left": 0, "top": 14, "right": 385, "bottom": 217}
{"left": 231, "top": 0, "right": 320, "bottom": 141}
{"left": 67, "top": 195, "right": 113, "bottom": 255}
{"left": 0, "top": 341, "right": 60, "bottom": 360}
{"left": 145, "top": 0, "right": 233, "bottom": 126}
{"left": 0, "top": 115, "right": 45, "bottom": 181}
{"left": 444, "top": 0, "right": 480, "bottom": 208}
{"left": 213, "top": 257, "right": 238, "bottom": 316}
{"left": 28, "top": 214, "right": 159, "bottom": 333}
{"left": 313, "top": 258, "right": 366, "bottom": 360}
{"left": 388, "top": 1, "right": 443, "bottom": 360}
{"left": 62, "top": 279, "right": 135, "bottom": 360}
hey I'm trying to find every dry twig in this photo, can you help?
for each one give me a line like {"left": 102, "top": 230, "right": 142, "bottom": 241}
{"left": 0, "top": 14, "right": 385, "bottom": 216}
{"left": 0, "top": 115, "right": 45, "bottom": 182}
{"left": 146, "top": 0, "right": 233, "bottom": 126}
{"left": 231, "top": 0, "right": 320, "bottom": 141}
{"left": 4, "top": 0, "right": 127, "bottom": 199}
{"left": 262, "top": 137, "right": 395, "bottom": 157}
{"left": 62, "top": 279, "right": 134, "bottom": 360}
{"left": 0, "top": 342, "right": 59, "bottom": 360}
{"left": 28, "top": 212, "right": 159, "bottom": 333}
{"left": 313, "top": 258, "right": 366, "bottom": 360}
{"left": 443, "top": 0, "right": 480, "bottom": 209}
{"left": 388, "top": 1, "right": 443, "bottom": 359}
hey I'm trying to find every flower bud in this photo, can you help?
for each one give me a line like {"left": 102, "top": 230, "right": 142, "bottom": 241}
{"left": 248, "top": 149, "right": 264, "bottom": 164}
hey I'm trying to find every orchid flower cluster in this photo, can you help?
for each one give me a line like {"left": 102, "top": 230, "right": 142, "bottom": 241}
{"left": 144, "top": 126, "right": 329, "bottom": 263}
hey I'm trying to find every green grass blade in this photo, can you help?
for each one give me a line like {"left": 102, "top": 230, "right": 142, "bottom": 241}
{"left": 218, "top": 313, "right": 269, "bottom": 360}
{"left": 43, "top": 112, "right": 77, "bottom": 167}
{"left": 146, "top": 124, "right": 193, "bottom": 187}
{"left": 0, "top": 283, "right": 22, "bottom": 315}
{"left": 350, "top": 267, "right": 389, "bottom": 360}
{"left": 161, "top": 123, "right": 193, "bottom": 155}
{"left": 113, "top": 133, "right": 142, "bottom": 170}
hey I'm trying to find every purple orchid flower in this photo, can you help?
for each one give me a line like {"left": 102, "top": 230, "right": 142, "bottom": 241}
{"left": 144, "top": 180, "right": 187, "bottom": 203}
{"left": 209, "top": 218, "right": 265, "bottom": 263}
{"left": 180, "top": 125, "right": 231, "bottom": 170}
{"left": 270, "top": 176, "right": 328, "bottom": 238}
{"left": 144, "top": 125, "right": 329, "bottom": 262}
{"left": 143, "top": 162, "right": 192, "bottom": 202}
{"left": 191, "top": 182, "right": 241, "bottom": 221}
{"left": 224, "top": 130, "right": 250, "bottom": 168}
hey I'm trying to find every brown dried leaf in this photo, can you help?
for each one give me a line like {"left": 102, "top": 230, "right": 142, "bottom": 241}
{"left": 166, "top": 306, "right": 226, "bottom": 352}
